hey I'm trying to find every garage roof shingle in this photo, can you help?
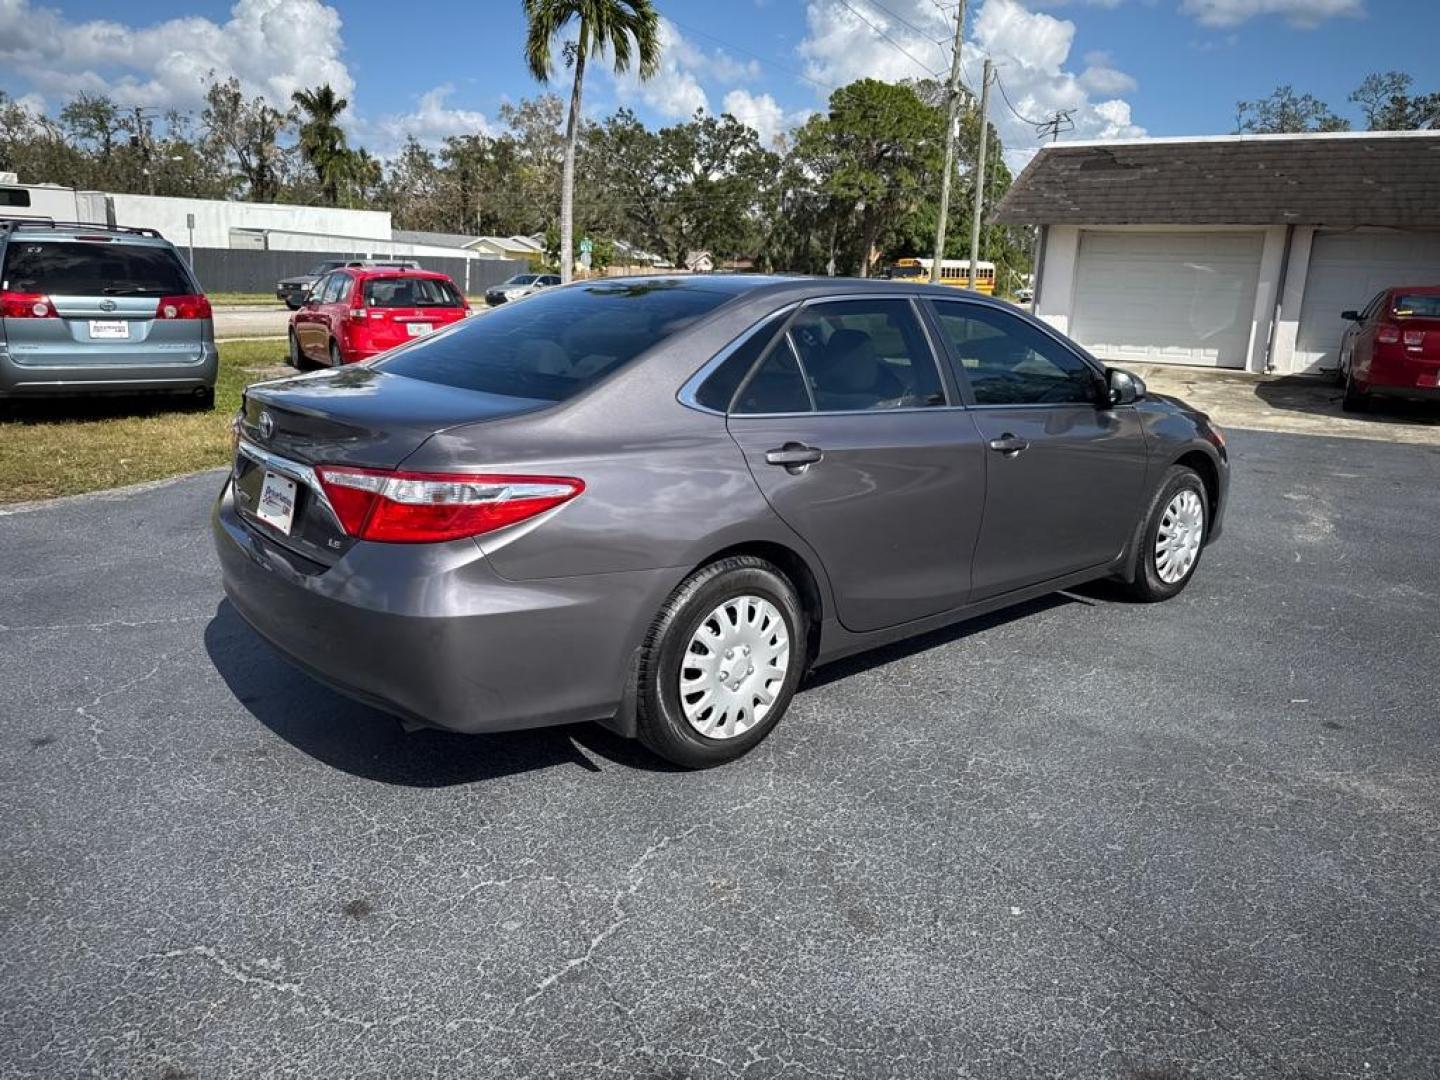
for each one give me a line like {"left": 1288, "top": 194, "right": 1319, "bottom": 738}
{"left": 991, "top": 132, "right": 1440, "bottom": 227}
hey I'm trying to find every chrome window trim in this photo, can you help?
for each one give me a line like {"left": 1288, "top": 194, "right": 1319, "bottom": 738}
{"left": 235, "top": 438, "right": 339, "bottom": 523}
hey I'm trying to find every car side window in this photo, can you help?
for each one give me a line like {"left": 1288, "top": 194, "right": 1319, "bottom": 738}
{"left": 694, "top": 311, "right": 792, "bottom": 413}
{"left": 311, "top": 273, "right": 339, "bottom": 303}
{"left": 331, "top": 274, "right": 354, "bottom": 305}
{"left": 785, "top": 299, "right": 945, "bottom": 412}
{"left": 733, "top": 338, "right": 814, "bottom": 415}
{"left": 931, "top": 302, "right": 1098, "bottom": 406}
{"left": 1362, "top": 291, "right": 1387, "bottom": 321}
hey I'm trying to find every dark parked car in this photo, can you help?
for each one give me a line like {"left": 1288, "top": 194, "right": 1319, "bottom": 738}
{"left": 1, "top": 218, "right": 217, "bottom": 406}
{"left": 276, "top": 259, "right": 421, "bottom": 310}
{"left": 215, "top": 276, "right": 1228, "bottom": 767}
{"left": 1339, "top": 285, "right": 1440, "bottom": 411}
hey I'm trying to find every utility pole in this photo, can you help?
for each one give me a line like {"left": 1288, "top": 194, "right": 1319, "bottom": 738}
{"left": 968, "top": 57, "right": 992, "bottom": 292}
{"left": 930, "top": 1, "right": 966, "bottom": 284}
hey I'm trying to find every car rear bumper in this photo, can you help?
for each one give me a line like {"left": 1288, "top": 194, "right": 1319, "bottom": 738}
{"left": 1359, "top": 349, "right": 1440, "bottom": 397}
{"left": 212, "top": 477, "right": 681, "bottom": 734}
{"left": 0, "top": 343, "right": 218, "bottom": 397}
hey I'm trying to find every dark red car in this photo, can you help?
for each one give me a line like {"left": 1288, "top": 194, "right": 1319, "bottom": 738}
{"left": 1339, "top": 285, "right": 1440, "bottom": 411}
{"left": 287, "top": 267, "right": 470, "bottom": 368}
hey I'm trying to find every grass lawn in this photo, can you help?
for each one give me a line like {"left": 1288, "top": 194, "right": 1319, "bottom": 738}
{"left": 208, "top": 292, "right": 287, "bottom": 307}
{"left": 0, "top": 340, "right": 289, "bottom": 505}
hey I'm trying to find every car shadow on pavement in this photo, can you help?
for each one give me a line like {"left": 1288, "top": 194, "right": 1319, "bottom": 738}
{"left": 1252, "top": 376, "right": 1440, "bottom": 427}
{"left": 204, "top": 600, "right": 675, "bottom": 786}
{"left": 802, "top": 593, "right": 1075, "bottom": 690}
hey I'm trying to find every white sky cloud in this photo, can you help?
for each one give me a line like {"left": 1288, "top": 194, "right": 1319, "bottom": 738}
{"left": 721, "top": 89, "right": 811, "bottom": 148}
{"left": 375, "top": 85, "right": 491, "bottom": 151}
{"left": 796, "top": 0, "right": 1145, "bottom": 169}
{"left": 1179, "top": 0, "right": 1365, "bottom": 27}
{"left": 0, "top": 0, "right": 354, "bottom": 112}
{"left": 611, "top": 20, "right": 711, "bottom": 120}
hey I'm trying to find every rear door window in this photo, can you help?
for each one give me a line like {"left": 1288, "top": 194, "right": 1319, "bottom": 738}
{"left": 364, "top": 277, "right": 462, "bottom": 308}
{"left": 375, "top": 280, "right": 733, "bottom": 402}
{"left": 785, "top": 299, "right": 945, "bottom": 411}
{"left": 733, "top": 339, "right": 813, "bottom": 414}
{"left": 2, "top": 241, "right": 190, "bottom": 296}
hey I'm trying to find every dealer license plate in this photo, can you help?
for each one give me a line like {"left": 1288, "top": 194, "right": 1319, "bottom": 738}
{"left": 89, "top": 320, "right": 129, "bottom": 339}
{"left": 257, "top": 471, "right": 297, "bottom": 534}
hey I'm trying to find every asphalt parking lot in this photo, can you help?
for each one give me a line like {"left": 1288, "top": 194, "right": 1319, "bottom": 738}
{"left": 3, "top": 428, "right": 1438, "bottom": 1079}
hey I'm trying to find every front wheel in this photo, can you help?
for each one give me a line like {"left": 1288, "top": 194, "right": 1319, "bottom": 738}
{"left": 1123, "top": 466, "right": 1208, "bottom": 602}
{"left": 636, "top": 556, "right": 807, "bottom": 768}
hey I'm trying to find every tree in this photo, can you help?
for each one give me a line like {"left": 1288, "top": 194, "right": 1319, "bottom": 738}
{"left": 1350, "top": 71, "right": 1440, "bottom": 131}
{"left": 797, "top": 79, "right": 943, "bottom": 277}
{"left": 1235, "top": 85, "right": 1349, "bottom": 134}
{"left": 202, "top": 76, "right": 294, "bottom": 202}
{"left": 522, "top": 0, "right": 661, "bottom": 283}
{"left": 291, "top": 84, "right": 352, "bottom": 205}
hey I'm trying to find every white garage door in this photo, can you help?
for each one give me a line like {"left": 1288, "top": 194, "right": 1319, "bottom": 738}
{"left": 1292, "top": 231, "right": 1440, "bottom": 374}
{"left": 1070, "top": 231, "right": 1264, "bottom": 368}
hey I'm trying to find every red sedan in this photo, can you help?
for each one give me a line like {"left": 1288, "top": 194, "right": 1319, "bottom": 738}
{"left": 288, "top": 267, "right": 470, "bottom": 368}
{"left": 1339, "top": 285, "right": 1440, "bottom": 411}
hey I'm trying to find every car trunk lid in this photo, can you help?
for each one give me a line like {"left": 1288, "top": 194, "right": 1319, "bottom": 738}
{"left": 234, "top": 366, "right": 551, "bottom": 565}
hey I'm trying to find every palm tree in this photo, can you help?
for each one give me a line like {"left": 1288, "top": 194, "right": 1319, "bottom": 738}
{"left": 523, "top": 0, "right": 661, "bottom": 281}
{"left": 291, "top": 84, "right": 351, "bottom": 206}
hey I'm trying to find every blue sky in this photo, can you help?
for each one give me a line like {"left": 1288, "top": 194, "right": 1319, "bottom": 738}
{"left": 1, "top": 0, "right": 1435, "bottom": 167}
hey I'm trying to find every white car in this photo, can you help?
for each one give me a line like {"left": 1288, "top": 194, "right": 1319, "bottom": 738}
{"left": 483, "top": 273, "right": 561, "bottom": 306}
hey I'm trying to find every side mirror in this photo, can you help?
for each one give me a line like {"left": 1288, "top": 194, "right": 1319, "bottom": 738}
{"left": 1341, "top": 309, "right": 1360, "bottom": 322}
{"left": 1106, "top": 367, "right": 1146, "bottom": 407}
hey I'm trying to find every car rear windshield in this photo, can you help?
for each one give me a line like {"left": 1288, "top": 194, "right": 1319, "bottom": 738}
{"left": 1393, "top": 295, "right": 1440, "bottom": 318}
{"left": 364, "top": 276, "right": 463, "bottom": 308}
{"left": 2, "top": 240, "right": 191, "bottom": 297}
{"left": 375, "top": 280, "right": 734, "bottom": 401}
{"left": 504, "top": 275, "right": 539, "bottom": 286}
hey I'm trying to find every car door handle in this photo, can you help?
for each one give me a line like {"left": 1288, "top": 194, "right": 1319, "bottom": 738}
{"left": 765, "top": 443, "right": 823, "bottom": 472}
{"left": 987, "top": 434, "right": 1029, "bottom": 456}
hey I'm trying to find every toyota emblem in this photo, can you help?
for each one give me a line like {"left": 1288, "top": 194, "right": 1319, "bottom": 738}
{"left": 99, "top": 299, "right": 117, "bottom": 312}
{"left": 258, "top": 411, "right": 276, "bottom": 440}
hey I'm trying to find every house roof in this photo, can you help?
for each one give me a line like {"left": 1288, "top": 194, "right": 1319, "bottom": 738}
{"left": 991, "top": 130, "right": 1440, "bottom": 228}
{"left": 392, "top": 229, "right": 481, "bottom": 249}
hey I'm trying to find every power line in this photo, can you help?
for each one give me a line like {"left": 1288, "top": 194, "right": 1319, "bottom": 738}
{"left": 990, "top": 65, "right": 1074, "bottom": 142}
{"left": 990, "top": 69, "right": 1049, "bottom": 129}
{"left": 834, "top": 0, "right": 945, "bottom": 79}
{"left": 665, "top": 17, "right": 833, "bottom": 94}
{"left": 853, "top": 0, "right": 952, "bottom": 49}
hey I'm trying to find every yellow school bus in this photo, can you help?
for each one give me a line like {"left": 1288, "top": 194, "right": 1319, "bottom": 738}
{"left": 887, "top": 257, "right": 996, "bottom": 294}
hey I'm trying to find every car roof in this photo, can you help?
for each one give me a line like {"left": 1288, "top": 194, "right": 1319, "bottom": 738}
{"left": 1390, "top": 285, "right": 1440, "bottom": 294}
{"left": 0, "top": 220, "right": 175, "bottom": 248}
{"left": 585, "top": 272, "right": 1020, "bottom": 308}
{"left": 345, "top": 267, "right": 451, "bottom": 281}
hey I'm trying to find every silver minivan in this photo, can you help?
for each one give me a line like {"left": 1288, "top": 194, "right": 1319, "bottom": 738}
{"left": 0, "top": 219, "right": 218, "bottom": 406}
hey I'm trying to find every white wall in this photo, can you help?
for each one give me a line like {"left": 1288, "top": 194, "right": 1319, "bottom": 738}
{"left": 110, "top": 192, "right": 391, "bottom": 248}
{"left": 1034, "top": 225, "right": 1080, "bottom": 335}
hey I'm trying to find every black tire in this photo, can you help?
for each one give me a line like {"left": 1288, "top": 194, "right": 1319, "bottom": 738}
{"left": 328, "top": 339, "right": 343, "bottom": 368}
{"left": 1341, "top": 371, "right": 1369, "bottom": 413}
{"left": 636, "top": 556, "right": 807, "bottom": 769}
{"left": 287, "top": 330, "right": 303, "bottom": 368}
{"left": 1122, "top": 465, "right": 1209, "bottom": 603}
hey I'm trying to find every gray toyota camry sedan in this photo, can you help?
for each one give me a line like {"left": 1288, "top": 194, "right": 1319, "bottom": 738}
{"left": 214, "top": 275, "right": 1228, "bottom": 767}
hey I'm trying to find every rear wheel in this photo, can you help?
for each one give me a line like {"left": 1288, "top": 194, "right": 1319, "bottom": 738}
{"left": 1123, "top": 466, "right": 1208, "bottom": 602}
{"left": 287, "top": 330, "right": 303, "bottom": 368}
{"left": 636, "top": 556, "right": 806, "bottom": 768}
{"left": 328, "top": 339, "right": 343, "bottom": 368}
{"left": 1342, "top": 371, "right": 1370, "bottom": 413}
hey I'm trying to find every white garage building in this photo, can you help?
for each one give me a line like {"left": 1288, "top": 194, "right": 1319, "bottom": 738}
{"left": 992, "top": 131, "right": 1440, "bottom": 375}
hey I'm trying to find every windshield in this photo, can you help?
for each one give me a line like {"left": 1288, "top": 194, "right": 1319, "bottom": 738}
{"left": 376, "top": 280, "right": 733, "bottom": 402}
{"left": 2, "top": 241, "right": 192, "bottom": 296}
{"left": 364, "top": 277, "right": 463, "bottom": 308}
{"left": 1393, "top": 295, "right": 1440, "bottom": 318}
{"left": 308, "top": 261, "right": 344, "bottom": 276}
{"left": 888, "top": 264, "right": 926, "bottom": 279}
{"left": 504, "top": 275, "right": 539, "bottom": 286}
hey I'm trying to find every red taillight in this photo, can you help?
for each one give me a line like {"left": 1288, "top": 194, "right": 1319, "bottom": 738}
{"left": 155, "top": 294, "right": 212, "bottom": 320}
{"left": 1, "top": 292, "right": 57, "bottom": 318}
{"left": 315, "top": 467, "right": 584, "bottom": 544}
{"left": 1377, "top": 324, "right": 1400, "bottom": 344}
